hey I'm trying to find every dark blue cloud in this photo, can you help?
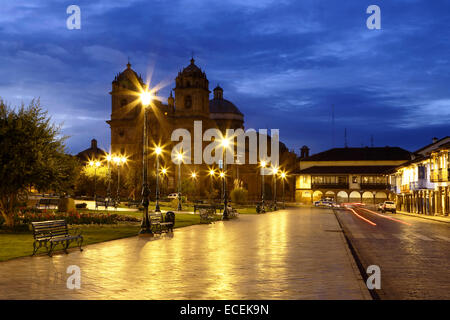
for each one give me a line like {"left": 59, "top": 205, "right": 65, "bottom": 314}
{"left": 0, "top": 0, "right": 449, "bottom": 155}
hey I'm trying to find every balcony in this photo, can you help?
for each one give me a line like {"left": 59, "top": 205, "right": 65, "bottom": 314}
{"left": 360, "top": 183, "right": 389, "bottom": 190}
{"left": 311, "top": 183, "right": 349, "bottom": 190}
{"left": 410, "top": 180, "right": 434, "bottom": 191}
{"left": 401, "top": 184, "right": 410, "bottom": 193}
{"left": 430, "top": 168, "right": 449, "bottom": 183}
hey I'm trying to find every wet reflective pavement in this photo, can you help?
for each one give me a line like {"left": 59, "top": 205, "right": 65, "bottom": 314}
{"left": 0, "top": 207, "right": 369, "bottom": 299}
{"left": 335, "top": 207, "right": 450, "bottom": 299}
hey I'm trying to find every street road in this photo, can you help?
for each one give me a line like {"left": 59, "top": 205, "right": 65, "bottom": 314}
{"left": 334, "top": 206, "right": 450, "bottom": 299}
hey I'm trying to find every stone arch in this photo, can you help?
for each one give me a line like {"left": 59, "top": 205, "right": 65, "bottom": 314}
{"left": 349, "top": 191, "right": 361, "bottom": 203}
{"left": 312, "top": 190, "right": 323, "bottom": 202}
{"left": 362, "top": 191, "right": 374, "bottom": 204}
{"left": 337, "top": 191, "right": 348, "bottom": 203}
{"left": 375, "top": 191, "right": 388, "bottom": 204}
{"left": 324, "top": 191, "right": 336, "bottom": 201}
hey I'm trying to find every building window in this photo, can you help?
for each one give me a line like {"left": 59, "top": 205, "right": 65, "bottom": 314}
{"left": 185, "top": 95, "right": 192, "bottom": 108}
{"left": 352, "top": 176, "right": 358, "bottom": 183}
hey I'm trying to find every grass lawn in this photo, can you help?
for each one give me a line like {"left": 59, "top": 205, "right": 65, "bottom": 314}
{"left": 0, "top": 212, "right": 201, "bottom": 262}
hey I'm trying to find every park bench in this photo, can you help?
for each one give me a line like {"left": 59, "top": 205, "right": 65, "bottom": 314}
{"left": 35, "top": 198, "right": 59, "bottom": 209}
{"left": 193, "top": 203, "right": 224, "bottom": 214}
{"left": 199, "top": 208, "right": 216, "bottom": 224}
{"left": 31, "top": 220, "right": 83, "bottom": 257}
{"left": 95, "top": 197, "right": 117, "bottom": 209}
{"left": 149, "top": 211, "right": 175, "bottom": 234}
{"left": 127, "top": 199, "right": 142, "bottom": 208}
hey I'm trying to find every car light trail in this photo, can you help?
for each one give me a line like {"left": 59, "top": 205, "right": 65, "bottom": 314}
{"left": 346, "top": 208, "right": 377, "bottom": 226}
{"left": 359, "top": 207, "right": 412, "bottom": 226}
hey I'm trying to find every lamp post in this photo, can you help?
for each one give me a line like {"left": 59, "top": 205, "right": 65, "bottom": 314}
{"left": 177, "top": 152, "right": 183, "bottom": 211}
{"left": 260, "top": 160, "right": 267, "bottom": 213}
{"left": 106, "top": 154, "right": 112, "bottom": 204}
{"left": 89, "top": 160, "right": 101, "bottom": 205}
{"left": 221, "top": 137, "right": 230, "bottom": 220}
{"left": 280, "top": 171, "right": 287, "bottom": 209}
{"left": 208, "top": 168, "right": 215, "bottom": 203}
{"left": 154, "top": 146, "right": 162, "bottom": 212}
{"left": 272, "top": 166, "right": 279, "bottom": 211}
{"left": 191, "top": 172, "right": 197, "bottom": 200}
{"left": 139, "top": 88, "right": 152, "bottom": 236}
{"left": 114, "top": 156, "right": 126, "bottom": 206}
{"left": 160, "top": 167, "right": 168, "bottom": 196}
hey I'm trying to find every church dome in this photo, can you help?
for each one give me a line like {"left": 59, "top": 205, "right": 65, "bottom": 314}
{"left": 113, "top": 62, "right": 144, "bottom": 89}
{"left": 180, "top": 58, "right": 206, "bottom": 78}
{"left": 209, "top": 85, "right": 243, "bottom": 121}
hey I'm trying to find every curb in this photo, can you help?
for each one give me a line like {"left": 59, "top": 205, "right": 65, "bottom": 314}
{"left": 331, "top": 210, "right": 373, "bottom": 300}
{"left": 397, "top": 211, "right": 450, "bottom": 224}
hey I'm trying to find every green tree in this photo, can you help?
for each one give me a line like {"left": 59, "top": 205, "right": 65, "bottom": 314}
{"left": 0, "top": 99, "right": 78, "bottom": 228}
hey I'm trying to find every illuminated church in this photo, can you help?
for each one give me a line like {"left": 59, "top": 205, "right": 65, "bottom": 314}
{"left": 106, "top": 58, "right": 296, "bottom": 201}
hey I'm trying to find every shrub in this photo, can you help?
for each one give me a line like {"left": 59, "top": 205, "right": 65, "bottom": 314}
{"left": 230, "top": 187, "right": 248, "bottom": 204}
{"left": 58, "top": 198, "right": 75, "bottom": 212}
{"left": 75, "top": 203, "right": 87, "bottom": 209}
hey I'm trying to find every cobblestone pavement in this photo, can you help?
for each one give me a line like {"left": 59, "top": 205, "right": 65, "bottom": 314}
{"left": 335, "top": 207, "right": 450, "bottom": 299}
{"left": 0, "top": 207, "right": 369, "bottom": 300}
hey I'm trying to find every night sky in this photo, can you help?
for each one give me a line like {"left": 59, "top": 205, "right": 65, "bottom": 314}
{"left": 1, "top": 0, "right": 449, "bottom": 156}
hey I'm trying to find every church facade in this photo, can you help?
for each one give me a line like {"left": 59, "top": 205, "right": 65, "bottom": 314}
{"left": 107, "top": 59, "right": 296, "bottom": 202}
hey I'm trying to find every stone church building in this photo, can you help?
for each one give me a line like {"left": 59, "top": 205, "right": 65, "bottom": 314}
{"left": 107, "top": 58, "right": 296, "bottom": 201}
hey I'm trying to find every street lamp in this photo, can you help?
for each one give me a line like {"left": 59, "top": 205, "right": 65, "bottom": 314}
{"left": 272, "top": 166, "right": 279, "bottom": 211}
{"left": 154, "top": 146, "right": 162, "bottom": 212}
{"left": 106, "top": 154, "right": 112, "bottom": 205}
{"left": 220, "top": 137, "right": 231, "bottom": 220}
{"left": 160, "top": 167, "right": 168, "bottom": 198}
{"left": 139, "top": 87, "right": 153, "bottom": 236}
{"left": 113, "top": 156, "right": 127, "bottom": 206}
{"left": 280, "top": 171, "right": 287, "bottom": 209}
{"left": 89, "top": 160, "right": 101, "bottom": 206}
{"left": 208, "top": 168, "right": 215, "bottom": 203}
{"left": 191, "top": 171, "right": 197, "bottom": 200}
{"left": 259, "top": 160, "right": 267, "bottom": 213}
{"left": 177, "top": 151, "right": 183, "bottom": 211}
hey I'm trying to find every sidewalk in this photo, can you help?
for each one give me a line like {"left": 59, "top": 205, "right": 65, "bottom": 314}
{"left": 0, "top": 207, "right": 370, "bottom": 299}
{"left": 398, "top": 210, "right": 450, "bottom": 223}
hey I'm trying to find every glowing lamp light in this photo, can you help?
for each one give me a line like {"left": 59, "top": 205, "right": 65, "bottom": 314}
{"left": 155, "top": 146, "right": 162, "bottom": 155}
{"left": 209, "top": 169, "right": 215, "bottom": 176}
{"left": 191, "top": 172, "right": 197, "bottom": 179}
{"left": 261, "top": 160, "right": 267, "bottom": 168}
{"left": 219, "top": 172, "right": 225, "bottom": 178}
{"left": 106, "top": 154, "right": 112, "bottom": 162}
{"left": 281, "top": 172, "right": 286, "bottom": 179}
{"left": 140, "top": 90, "right": 152, "bottom": 107}
{"left": 272, "top": 167, "right": 279, "bottom": 175}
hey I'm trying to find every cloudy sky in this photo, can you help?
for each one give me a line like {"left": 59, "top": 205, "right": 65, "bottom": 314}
{"left": 0, "top": 0, "right": 449, "bottom": 155}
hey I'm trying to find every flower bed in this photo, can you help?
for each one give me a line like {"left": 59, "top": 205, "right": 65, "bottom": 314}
{"left": 1, "top": 208, "right": 140, "bottom": 227}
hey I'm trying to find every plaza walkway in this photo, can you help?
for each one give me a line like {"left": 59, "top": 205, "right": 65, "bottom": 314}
{"left": 0, "top": 207, "right": 370, "bottom": 299}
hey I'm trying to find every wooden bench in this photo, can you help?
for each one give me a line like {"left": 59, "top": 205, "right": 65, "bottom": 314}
{"left": 35, "top": 198, "right": 59, "bottom": 209}
{"left": 193, "top": 204, "right": 224, "bottom": 214}
{"left": 127, "top": 199, "right": 142, "bottom": 208}
{"left": 95, "top": 198, "right": 117, "bottom": 209}
{"left": 149, "top": 211, "right": 175, "bottom": 234}
{"left": 31, "top": 220, "right": 83, "bottom": 257}
{"left": 199, "top": 208, "right": 216, "bottom": 224}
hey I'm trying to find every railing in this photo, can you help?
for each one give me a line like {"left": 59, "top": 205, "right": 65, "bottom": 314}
{"left": 410, "top": 180, "right": 434, "bottom": 191}
{"left": 430, "top": 168, "right": 449, "bottom": 182}
{"left": 360, "top": 183, "right": 389, "bottom": 190}
{"left": 311, "top": 183, "right": 349, "bottom": 189}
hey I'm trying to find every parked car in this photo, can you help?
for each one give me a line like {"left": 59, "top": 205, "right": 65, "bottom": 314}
{"left": 381, "top": 201, "right": 396, "bottom": 213}
{"left": 377, "top": 202, "right": 384, "bottom": 211}
{"left": 314, "top": 199, "right": 334, "bottom": 207}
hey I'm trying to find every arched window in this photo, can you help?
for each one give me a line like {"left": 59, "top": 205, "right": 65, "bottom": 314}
{"left": 185, "top": 95, "right": 192, "bottom": 109}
